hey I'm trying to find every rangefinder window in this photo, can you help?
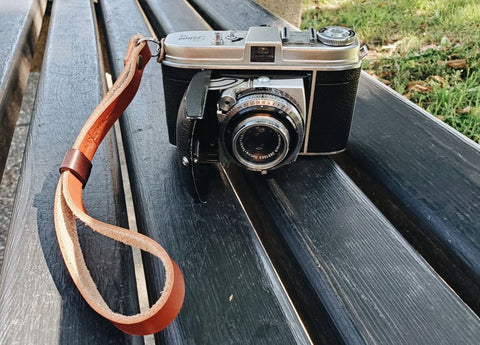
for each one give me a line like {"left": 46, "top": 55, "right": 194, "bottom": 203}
{"left": 251, "top": 46, "right": 275, "bottom": 62}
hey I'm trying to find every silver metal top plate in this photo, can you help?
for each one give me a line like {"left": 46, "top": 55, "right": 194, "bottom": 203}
{"left": 163, "top": 26, "right": 362, "bottom": 71}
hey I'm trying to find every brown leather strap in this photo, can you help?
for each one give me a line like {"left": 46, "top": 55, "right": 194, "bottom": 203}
{"left": 54, "top": 34, "right": 184, "bottom": 335}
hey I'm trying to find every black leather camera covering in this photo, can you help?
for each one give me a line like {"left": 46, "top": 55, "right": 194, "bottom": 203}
{"left": 161, "top": 65, "right": 200, "bottom": 146}
{"left": 307, "top": 67, "right": 361, "bottom": 153}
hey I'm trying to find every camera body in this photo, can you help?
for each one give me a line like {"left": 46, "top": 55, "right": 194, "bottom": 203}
{"left": 161, "top": 26, "right": 366, "bottom": 201}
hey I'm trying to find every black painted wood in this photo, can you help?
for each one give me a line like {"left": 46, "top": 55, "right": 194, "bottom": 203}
{"left": 188, "top": 0, "right": 293, "bottom": 30}
{"left": 189, "top": 0, "right": 480, "bottom": 343}
{"left": 0, "top": 0, "right": 46, "bottom": 181}
{"left": 0, "top": 1, "right": 141, "bottom": 344}
{"left": 340, "top": 73, "right": 480, "bottom": 314}
{"left": 2, "top": 0, "right": 479, "bottom": 344}
{"left": 98, "top": 0, "right": 311, "bottom": 343}
{"left": 233, "top": 161, "right": 480, "bottom": 345}
{"left": 138, "top": 0, "right": 210, "bottom": 37}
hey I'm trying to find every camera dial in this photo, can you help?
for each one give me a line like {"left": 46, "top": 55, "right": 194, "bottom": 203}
{"left": 317, "top": 26, "right": 356, "bottom": 46}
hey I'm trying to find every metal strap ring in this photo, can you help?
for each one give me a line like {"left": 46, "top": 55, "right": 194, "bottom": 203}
{"left": 137, "top": 37, "right": 162, "bottom": 58}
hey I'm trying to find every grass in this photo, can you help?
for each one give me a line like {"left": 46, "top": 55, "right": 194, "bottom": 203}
{"left": 301, "top": 0, "right": 480, "bottom": 143}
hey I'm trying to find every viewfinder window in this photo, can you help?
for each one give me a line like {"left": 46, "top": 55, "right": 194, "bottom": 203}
{"left": 251, "top": 46, "right": 275, "bottom": 63}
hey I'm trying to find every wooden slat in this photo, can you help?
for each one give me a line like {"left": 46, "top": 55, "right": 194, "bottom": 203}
{"left": 0, "top": 0, "right": 47, "bottom": 181}
{"left": 138, "top": 0, "right": 210, "bottom": 36}
{"left": 341, "top": 73, "right": 480, "bottom": 313}
{"left": 189, "top": 0, "right": 293, "bottom": 29}
{"left": 0, "top": 1, "right": 141, "bottom": 344}
{"left": 234, "top": 160, "right": 480, "bottom": 344}
{"left": 98, "top": 0, "right": 311, "bottom": 343}
{"left": 188, "top": 0, "right": 480, "bottom": 343}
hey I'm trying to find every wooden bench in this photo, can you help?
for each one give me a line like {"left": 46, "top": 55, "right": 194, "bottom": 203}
{"left": 1, "top": 0, "right": 479, "bottom": 344}
{"left": 0, "top": 0, "right": 47, "bottom": 181}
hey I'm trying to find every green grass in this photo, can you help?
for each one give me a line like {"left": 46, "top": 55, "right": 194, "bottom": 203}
{"left": 302, "top": 0, "right": 480, "bottom": 143}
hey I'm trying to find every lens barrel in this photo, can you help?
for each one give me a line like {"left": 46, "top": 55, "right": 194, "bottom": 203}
{"left": 221, "top": 90, "right": 304, "bottom": 171}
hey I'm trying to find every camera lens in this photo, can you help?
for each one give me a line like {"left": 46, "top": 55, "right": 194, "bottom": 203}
{"left": 221, "top": 90, "right": 304, "bottom": 171}
{"left": 232, "top": 116, "right": 289, "bottom": 170}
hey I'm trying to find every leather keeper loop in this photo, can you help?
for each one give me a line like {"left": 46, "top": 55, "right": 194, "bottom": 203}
{"left": 60, "top": 149, "right": 92, "bottom": 188}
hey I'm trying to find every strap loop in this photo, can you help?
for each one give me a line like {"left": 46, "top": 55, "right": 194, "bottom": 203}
{"left": 54, "top": 34, "right": 184, "bottom": 335}
{"left": 60, "top": 149, "right": 92, "bottom": 188}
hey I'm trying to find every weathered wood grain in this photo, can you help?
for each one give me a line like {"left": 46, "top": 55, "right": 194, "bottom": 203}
{"left": 0, "top": 0, "right": 47, "bottom": 181}
{"left": 189, "top": 0, "right": 480, "bottom": 343}
{"left": 188, "top": 0, "right": 293, "bottom": 30}
{"left": 2, "top": 0, "right": 479, "bottom": 344}
{"left": 0, "top": 1, "right": 141, "bottom": 344}
{"left": 235, "top": 160, "right": 480, "bottom": 344}
{"left": 138, "top": 0, "right": 210, "bottom": 37}
{"left": 341, "top": 73, "right": 480, "bottom": 314}
{"left": 98, "top": 0, "right": 311, "bottom": 343}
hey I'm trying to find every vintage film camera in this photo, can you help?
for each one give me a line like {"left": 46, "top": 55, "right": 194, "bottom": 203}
{"left": 161, "top": 26, "right": 367, "bottom": 201}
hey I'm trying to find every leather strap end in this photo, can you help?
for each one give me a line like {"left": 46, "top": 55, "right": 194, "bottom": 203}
{"left": 60, "top": 149, "right": 92, "bottom": 188}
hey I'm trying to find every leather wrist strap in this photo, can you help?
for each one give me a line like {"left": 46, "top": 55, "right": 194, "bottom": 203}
{"left": 54, "top": 34, "right": 184, "bottom": 335}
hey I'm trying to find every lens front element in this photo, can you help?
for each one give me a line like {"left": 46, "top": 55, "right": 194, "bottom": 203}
{"left": 232, "top": 116, "right": 290, "bottom": 170}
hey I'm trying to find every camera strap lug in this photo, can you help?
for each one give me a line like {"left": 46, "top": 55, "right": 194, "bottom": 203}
{"left": 137, "top": 36, "right": 166, "bottom": 62}
{"left": 359, "top": 45, "right": 368, "bottom": 60}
